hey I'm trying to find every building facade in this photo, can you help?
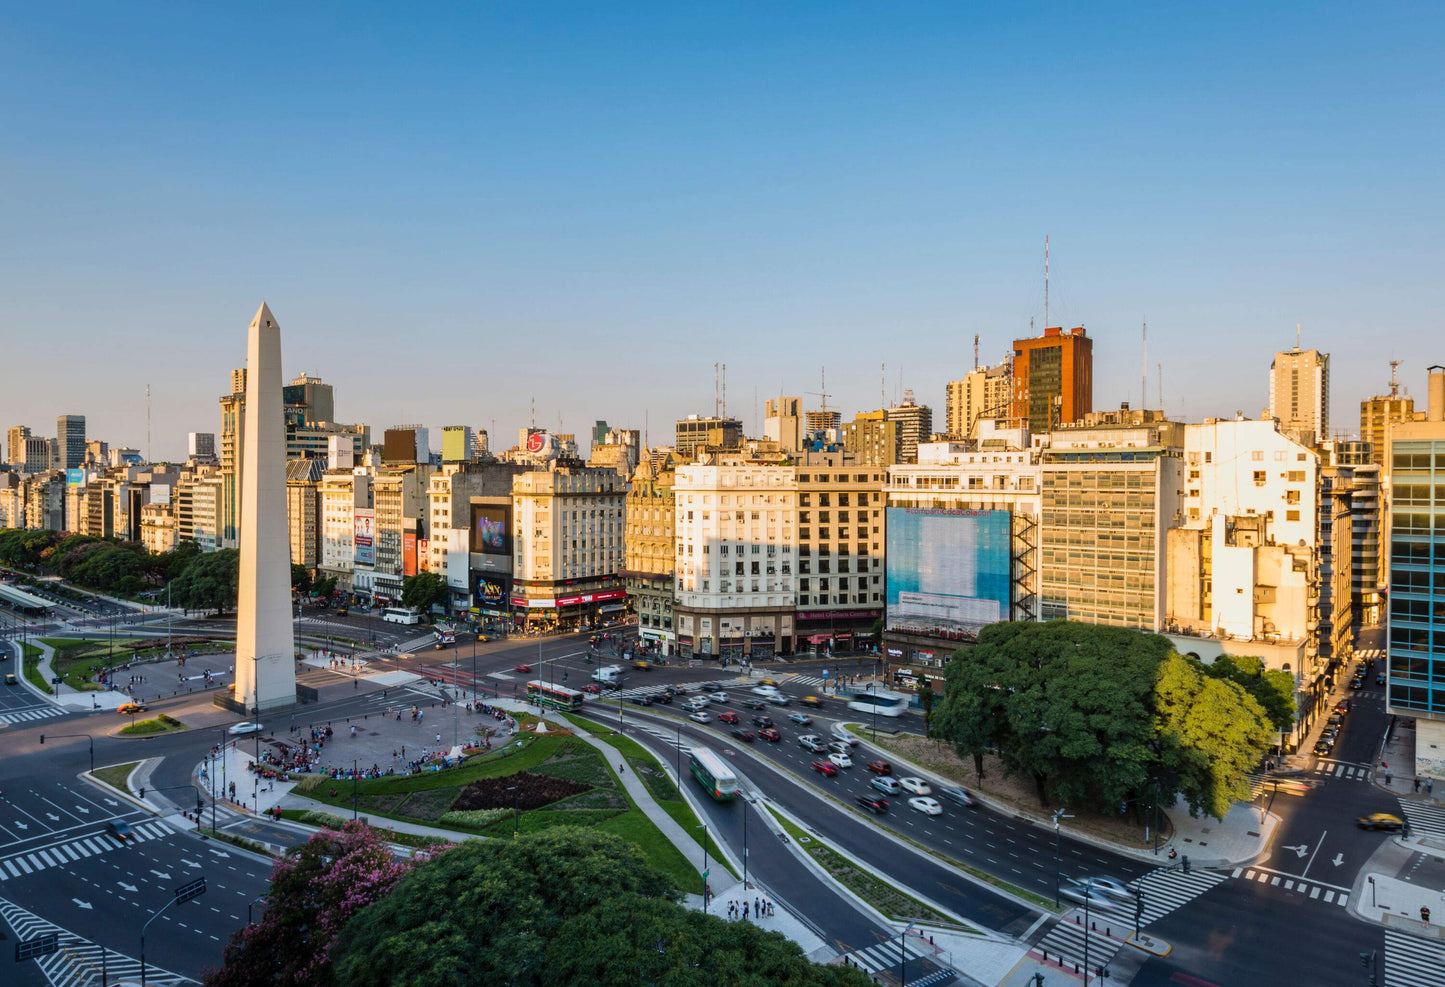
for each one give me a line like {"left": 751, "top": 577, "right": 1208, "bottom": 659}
{"left": 286, "top": 458, "right": 324, "bottom": 571}
{"left": 1012, "top": 326, "right": 1093, "bottom": 434}
{"left": 623, "top": 452, "right": 678, "bottom": 653}
{"left": 1269, "top": 346, "right": 1330, "bottom": 443}
{"left": 56, "top": 416, "right": 86, "bottom": 470}
{"left": 674, "top": 416, "right": 743, "bottom": 462}
{"left": 1361, "top": 394, "right": 1415, "bottom": 467}
{"left": 841, "top": 411, "right": 898, "bottom": 466}
{"left": 795, "top": 453, "right": 886, "bottom": 653}
{"left": 945, "top": 363, "right": 1012, "bottom": 440}
{"left": 884, "top": 391, "right": 933, "bottom": 464}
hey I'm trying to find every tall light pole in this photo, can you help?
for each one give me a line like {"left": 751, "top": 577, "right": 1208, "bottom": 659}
{"left": 697, "top": 821, "right": 711, "bottom": 913}
{"left": 1052, "top": 807, "right": 1073, "bottom": 906}
{"left": 900, "top": 921, "right": 917, "bottom": 985}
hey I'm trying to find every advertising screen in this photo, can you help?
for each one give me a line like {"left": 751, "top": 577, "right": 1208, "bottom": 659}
{"left": 475, "top": 575, "right": 509, "bottom": 608}
{"left": 885, "top": 507, "right": 1010, "bottom": 637}
{"left": 66, "top": 468, "right": 85, "bottom": 488}
{"left": 402, "top": 532, "right": 417, "bottom": 576}
{"left": 354, "top": 510, "right": 375, "bottom": 567}
{"left": 470, "top": 505, "right": 511, "bottom": 556}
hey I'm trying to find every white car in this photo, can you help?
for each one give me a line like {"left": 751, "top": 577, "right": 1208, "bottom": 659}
{"left": 908, "top": 796, "right": 943, "bottom": 816}
{"left": 828, "top": 751, "right": 853, "bottom": 769}
{"left": 688, "top": 711, "right": 712, "bottom": 724}
{"left": 708, "top": 691, "right": 729, "bottom": 703}
{"left": 229, "top": 722, "right": 263, "bottom": 736}
{"left": 899, "top": 776, "right": 933, "bottom": 796}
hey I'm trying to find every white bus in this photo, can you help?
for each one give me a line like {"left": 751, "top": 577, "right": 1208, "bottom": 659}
{"left": 847, "top": 688, "right": 911, "bottom": 718}
{"left": 381, "top": 607, "right": 421, "bottom": 625}
{"left": 688, "top": 747, "right": 739, "bottom": 801}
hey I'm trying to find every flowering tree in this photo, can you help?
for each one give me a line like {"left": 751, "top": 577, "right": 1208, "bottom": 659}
{"left": 204, "top": 821, "right": 436, "bottom": 987}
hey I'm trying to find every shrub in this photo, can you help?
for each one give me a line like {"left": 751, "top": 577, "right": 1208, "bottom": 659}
{"left": 439, "top": 808, "right": 511, "bottom": 829}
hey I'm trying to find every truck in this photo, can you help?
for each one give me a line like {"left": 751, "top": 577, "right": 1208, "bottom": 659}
{"left": 592, "top": 664, "right": 624, "bottom": 685}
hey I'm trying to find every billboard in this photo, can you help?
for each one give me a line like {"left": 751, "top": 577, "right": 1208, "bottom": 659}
{"left": 475, "top": 575, "right": 509, "bottom": 608}
{"left": 470, "top": 504, "right": 511, "bottom": 557}
{"left": 885, "top": 507, "right": 1011, "bottom": 637}
{"left": 403, "top": 532, "right": 418, "bottom": 576}
{"left": 66, "top": 468, "right": 85, "bottom": 488}
{"left": 354, "top": 509, "right": 375, "bottom": 566}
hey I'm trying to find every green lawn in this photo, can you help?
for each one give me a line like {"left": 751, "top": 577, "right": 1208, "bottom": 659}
{"left": 93, "top": 761, "right": 140, "bottom": 792}
{"left": 20, "top": 644, "right": 51, "bottom": 694}
{"left": 118, "top": 714, "right": 186, "bottom": 736}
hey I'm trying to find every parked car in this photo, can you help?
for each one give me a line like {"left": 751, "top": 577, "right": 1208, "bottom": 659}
{"left": 829, "top": 751, "right": 854, "bottom": 769}
{"left": 1334, "top": 699, "right": 1352, "bottom": 714}
{"left": 865, "top": 759, "right": 892, "bottom": 775}
{"left": 812, "top": 759, "right": 839, "bottom": 777}
{"left": 718, "top": 711, "right": 740, "bottom": 724}
{"left": 731, "top": 728, "right": 757, "bottom": 743}
{"left": 1357, "top": 813, "right": 1404, "bottom": 831}
{"left": 938, "top": 786, "right": 977, "bottom": 807}
{"left": 1313, "top": 739, "right": 1334, "bottom": 756}
{"left": 908, "top": 796, "right": 943, "bottom": 816}
{"left": 689, "top": 711, "right": 712, "bottom": 724}
{"left": 1350, "top": 677, "right": 1364, "bottom": 690}
{"left": 871, "top": 776, "right": 903, "bottom": 795}
{"left": 800, "top": 695, "right": 824, "bottom": 708}
{"left": 855, "top": 794, "right": 889, "bottom": 814}
{"left": 788, "top": 712, "right": 813, "bottom": 726}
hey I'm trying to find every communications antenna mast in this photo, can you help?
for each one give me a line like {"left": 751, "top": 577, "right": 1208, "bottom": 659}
{"left": 1390, "top": 359, "right": 1402, "bottom": 398}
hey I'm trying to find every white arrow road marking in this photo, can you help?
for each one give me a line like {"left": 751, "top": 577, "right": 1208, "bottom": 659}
{"left": 72, "top": 899, "right": 93, "bottom": 909}
{"left": 208, "top": 849, "right": 230, "bottom": 858}
{"left": 1332, "top": 853, "right": 1345, "bottom": 866}
{"left": 1283, "top": 843, "right": 1309, "bottom": 858}
{"left": 151, "top": 870, "right": 172, "bottom": 880}
{"left": 13, "top": 823, "right": 27, "bottom": 830}
{"left": 103, "top": 798, "right": 118, "bottom": 807}
{"left": 75, "top": 807, "right": 89, "bottom": 814}
{"left": 119, "top": 882, "right": 138, "bottom": 892}
{"left": 45, "top": 813, "right": 60, "bottom": 821}
{"left": 181, "top": 859, "right": 200, "bottom": 869}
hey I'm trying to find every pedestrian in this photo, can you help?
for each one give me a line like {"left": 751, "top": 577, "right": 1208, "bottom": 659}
{"left": 1430, "top": 779, "right": 1435, "bottom": 795}
{"left": 436, "top": 732, "right": 442, "bottom": 745}
{"left": 742, "top": 902, "right": 749, "bottom": 920}
{"left": 1416, "top": 778, "right": 1421, "bottom": 793}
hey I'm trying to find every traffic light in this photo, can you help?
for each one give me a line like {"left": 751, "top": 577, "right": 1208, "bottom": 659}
{"left": 139, "top": 787, "right": 146, "bottom": 798}
{"left": 39, "top": 734, "right": 44, "bottom": 744}
{"left": 1182, "top": 855, "right": 1191, "bottom": 874}
{"left": 1360, "top": 953, "right": 1370, "bottom": 968}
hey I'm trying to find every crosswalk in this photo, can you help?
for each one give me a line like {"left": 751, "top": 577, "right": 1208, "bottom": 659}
{"left": 1386, "top": 927, "right": 1445, "bottom": 987}
{"left": 1400, "top": 797, "right": 1445, "bottom": 838}
{"left": 836, "top": 934, "right": 934, "bottom": 975}
{"left": 0, "top": 820, "right": 172, "bottom": 881}
{"left": 0, "top": 895, "right": 195, "bottom": 985}
{"left": 1311, "top": 759, "right": 1373, "bottom": 782}
{"left": 1030, "top": 867, "right": 1228, "bottom": 971}
{"left": 0, "top": 704, "right": 63, "bottom": 725}
{"left": 1230, "top": 865, "right": 1350, "bottom": 906}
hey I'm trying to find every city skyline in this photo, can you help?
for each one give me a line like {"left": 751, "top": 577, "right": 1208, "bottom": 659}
{"left": 3, "top": 4, "right": 1442, "bottom": 457}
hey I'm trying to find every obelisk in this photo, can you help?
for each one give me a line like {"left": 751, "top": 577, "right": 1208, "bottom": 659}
{"left": 233, "top": 303, "right": 297, "bottom": 712}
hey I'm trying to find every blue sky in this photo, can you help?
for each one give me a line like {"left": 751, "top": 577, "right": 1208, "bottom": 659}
{"left": 2, "top": 2, "right": 1442, "bottom": 459}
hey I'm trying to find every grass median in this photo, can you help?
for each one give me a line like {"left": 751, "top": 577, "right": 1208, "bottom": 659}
{"left": 93, "top": 761, "right": 140, "bottom": 792}
{"left": 118, "top": 714, "right": 186, "bottom": 736}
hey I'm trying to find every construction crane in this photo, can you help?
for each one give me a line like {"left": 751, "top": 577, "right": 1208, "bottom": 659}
{"left": 805, "top": 366, "right": 833, "bottom": 412}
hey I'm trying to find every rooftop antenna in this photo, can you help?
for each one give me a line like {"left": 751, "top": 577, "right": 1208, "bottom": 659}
{"left": 714, "top": 362, "right": 720, "bottom": 418}
{"left": 880, "top": 362, "right": 886, "bottom": 410}
{"left": 722, "top": 362, "right": 727, "bottom": 418}
{"left": 974, "top": 333, "right": 980, "bottom": 371}
{"left": 146, "top": 384, "right": 151, "bottom": 462}
{"left": 807, "top": 367, "right": 833, "bottom": 415}
{"left": 643, "top": 409, "right": 648, "bottom": 448}
{"left": 1295, "top": 322, "right": 1301, "bottom": 350}
{"left": 1158, "top": 361, "right": 1163, "bottom": 414}
{"left": 1141, "top": 320, "right": 1148, "bottom": 411}
{"left": 1390, "top": 359, "right": 1402, "bottom": 398}
{"left": 530, "top": 396, "right": 535, "bottom": 430}
{"left": 1044, "top": 235, "right": 1050, "bottom": 329}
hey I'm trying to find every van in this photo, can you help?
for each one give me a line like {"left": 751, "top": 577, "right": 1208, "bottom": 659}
{"left": 593, "top": 665, "right": 623, "bottom": 684}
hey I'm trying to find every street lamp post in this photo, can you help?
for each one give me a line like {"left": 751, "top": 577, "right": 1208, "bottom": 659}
{"left": 507, "top": 785, "right": 520, "bottom": 836}
{"left": 900, "top": 921, "right": 917, "bottom": 986}
{"left": 698, "top": 820, "right": 711, "bottom": 914}
{"left": 1051, "top": 807, "right": 1074, "bottom": 906}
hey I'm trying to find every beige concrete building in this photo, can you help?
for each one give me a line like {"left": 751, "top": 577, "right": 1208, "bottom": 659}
{"left": 511, "top": 464, "right": 628, "bottom": 630}
{"left": 674, "top": 415, "right": 743, "bottom": 462}
{"left": 319, "top": 470, "right": 373, "bottom": 594}
{"left": 426, "top": 462, "right": 528, "bottom": 614}
{"left": 286, "top": 458, "right": 325, "bottom": 572}
{"left": 219, "top": 375, "right": 245, "bottom": 549}
{"left": 1268, "top": 345, "right": 1330, "bottom": 443}
{"left": 140, "top": 501, "right": 179, "bottom": 555}
{"left": 795, "top": 453, "right": 886, "bottom": 653}
{"left": 623, "top": 451, "right": 678, "bottom": 653}
{"left": 673, "top": 457, "right": 797, "bottom": 659}
{"left": 370, "top": 466, "right": 433, "bottom": 605}
{"left": 885, "top": 391, "right": 933, "bottom": 464}
{"left": 945, "top": 363, "right": 1012, "bottom": 440}
{"left": 841, "top": 411, "right": 898, "bottom": 466}
{"left": 764, "top": 397, "right": 804, "bottom": 453}
{"left": 1361, "top": 394, "right": 1415, "bottom": 467}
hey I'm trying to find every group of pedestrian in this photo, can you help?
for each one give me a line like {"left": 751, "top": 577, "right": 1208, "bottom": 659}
{"left": 725, "top": 897, "right": 775, "bottom": 921}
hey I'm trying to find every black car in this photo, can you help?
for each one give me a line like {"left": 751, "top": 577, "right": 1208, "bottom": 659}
{"left": 1350, "top": 678, "right": 1364, "bottom": 690}
{"left": 732, "top": 729, "right": 757, "bottom": 743}
{"left": 650, "top": 692, "right": 673, "bottom": 705}
{"left": 700, "top": 682, "right": 722, "bottom": 692}
{"left": 855, "top": 795, "right": 889, "bottom": 815}
{"left": 752, "top": 715, "right": 775, "bottom": 729}
{"left": 1313, "top": 739, "right": 1334, "bottom": 756}
{"left": 628, "top": 695, "right": 653, "bottom": 706}
{"left": 742, "top": 700, "right": 767, "bottom": 711}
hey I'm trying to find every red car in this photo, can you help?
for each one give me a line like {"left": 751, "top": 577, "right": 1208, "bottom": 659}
{"left": 514, "top": 664, "right": 533, "bottom": 674}
{"left": 758, "top": 727, "right": 782, "bottom": 742}
{"left": 718, "top": 711, "right": 740, "bottom": 724}
{"left": 811, "top": 759, "right": 839, "bottom": 777}
{"left": 866, "top": 759, "right": 892, "bottom": 775}
{"left": 581, "top": 683, "right": 603, "bottom": 694}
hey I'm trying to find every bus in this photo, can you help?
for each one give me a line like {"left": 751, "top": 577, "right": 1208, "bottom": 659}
{"left": 381, "top": 607, "right": 421, "bottom": 625}
{"left": 526, "top": 680, "right": 585, "bottom": 712}
{"left": 847, "top": 688, "right": 911, "bottom": 718}
{"left": 688, "top": 747, "right": 739, "bottom": 801}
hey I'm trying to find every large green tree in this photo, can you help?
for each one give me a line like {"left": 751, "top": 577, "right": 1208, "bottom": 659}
{"left": 401, "top": 571, "right": 447, "bottom": 615}
{"left": 0, "top": 528, "right": 58, "bottom": 568}
{"left": 331, "top": 828, "right": 867, "bottom": 987}
{"left": 1203, "top": 654, "right": 1296, "bottom": 734}
{"left": 169, "top": 549, "right": 240, "bottom": 615}
{"left": 291, "top": 563, "right": 313, "bottom": 594}
{"left": 205, "top": 822, "right": 417, "bottom": 987}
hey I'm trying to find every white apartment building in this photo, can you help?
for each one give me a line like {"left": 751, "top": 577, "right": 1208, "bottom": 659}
{"left": 672, "top": 458, "right": 797, "bottom": 660}
{"left": 511, "top": 464, "right": 627, "bottom": 630}
{"left": 140, "top": 502, "right": 179, "bottom": 555}
{"left": 944, "top": 363, "right": 1012, "bottom": 440}
{"left": 319, "top": 470, "right": 373, "bottom": 594}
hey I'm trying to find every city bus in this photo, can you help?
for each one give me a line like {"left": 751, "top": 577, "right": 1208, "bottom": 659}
{"left": 688, "top": 747, "right": 739, "bottom": 801}
{"left": 846, "top": 688, "right": 911, "bottom": 718}
{"left": 381, "top": 607, "right": 421, "bottom": 625}
{"left": 526, "top": 680, "right": 585, "bottom": 712}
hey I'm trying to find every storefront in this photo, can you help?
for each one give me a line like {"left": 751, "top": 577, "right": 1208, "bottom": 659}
{"left": 511, "top": 589, "right": 629, "bottom": 632}
{"left": 795, "top": 609, "right": 880, "bottom": 655}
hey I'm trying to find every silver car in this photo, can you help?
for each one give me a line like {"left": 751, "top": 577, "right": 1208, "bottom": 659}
{"left": 1075, "top": 876, "right": 1137, "bottom": 902}
{"left": 1059, "top": 881, "right": 1123, "bottom": 911}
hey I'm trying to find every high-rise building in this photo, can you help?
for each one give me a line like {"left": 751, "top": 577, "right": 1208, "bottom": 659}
{"left": 219, "top": 371, "right": 246, "bottom": 548}
{"left": 282, "top": 373, "right": 335, "bottom": 429}
{"left": 794, "top": 453, "right": 887, "bottom": 651}
{"left": 286, "top": 458, "right": 325, "bottom": 571}
{"left": 6, "top": 426, "right": 28, "bottom": 467}
{"left": 1269, "top": 345, "right": 1330, "bottom": 442}
{"left": 1011, "top": 326, "right": 1093, "bottom": 434}
{"left": 23, "top": 437, "right": 50, "bottom": 474}
{"left": 84, "top": 439, "right": 109, "bottom": 467}
{"left": 1362, "top": 394, "right": 1415, "bottom": 467}
{"left": 188, "top": 432, "right": 217, "bottom": 461}
{"left": 945, "top": 363, "right": 1012, "bottom": 440}
{"left": 840, "top": 411, "right": 898, "bottom": 466}
{"left": 674, "top": 415, "right": 743, "bottom": 462}
{"left": 623, "top": 450, "right": 679, "bottom": 653}
{"left": 511, "top": 464, "right": 627, "bottom": 629}
{"left": 441, "top": 426, "right": 475, "bottom": 463}
{"left": 1386, "top": 366, "right": 1445, "bottom": 778}
{"left": 426, "top": 462, "right": 528, "bottom": 612}
{"left": 764, "top": 397, "right": 804, "bottom": 453}
{"left": 885, "top": 390, "right": 933, "bottom": 464}
{"left": 56, "top": 415, "right": 86, "bottom": 470}
{"left": 805, "top": 410, "right": 842, "bottom": 434}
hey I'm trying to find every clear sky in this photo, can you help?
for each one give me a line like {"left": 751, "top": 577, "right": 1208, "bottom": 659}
{"left": 3, "top": 2, "right": 1442, "bottom": 460}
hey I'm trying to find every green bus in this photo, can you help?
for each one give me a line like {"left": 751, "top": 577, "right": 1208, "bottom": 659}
{"left": 689, "top": 747, "right": 739, "bottom": 801}
{"left": 526, "top": 680, "right": 585, "bottom": 711}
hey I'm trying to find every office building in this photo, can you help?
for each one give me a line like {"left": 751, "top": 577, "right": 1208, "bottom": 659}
{"left": 795, "top": 453, "right": 886, "bottom": 652}
{"left": 219, "top": 373, "right": 246, "bottom": 548}
{"left": 945, "top": 362, "right": 1012, "bottom": 440}
{"left": 426, "top": 462, "right": 528, "bottom": 613}
{"left": 1269, "top": 345, "right": 1330, "bottom": 443}
{"left": 441, "top": 426, "right": 475, "bottom": 464}
{"left": 188, "top": 432, "right": 217, "bottom": 461}
{"left": 286, "top": 458, "right": 325, "bottom": 571}
{"left": 841, "top": 411, "right": 898, "bottom": 466}
{"left": 282, "top": 373, "right": 335, "bottom": 429}
{"left": 1040, "top": 413, "right": 1182, "bottom": 629}
{"left": 6, "top": 426, "right": 28, "bottom": 467}
{"left": 1011, "top": 326, "right": 1093, "bottom": 434}
{"left": 884, "top": 391, "right": 933, "bottom": 464}
{"left": 673, "top": 458, "right": 797, "bottom": 659}
{"left": 84, "top": 440, "right": 109, "bottom": 467}
{"left": 370, "top": 466, "right": 433, "bottom": 605}
{"left": 511, "top": 464, "right": 628, "bottom": 630}
{"left": 56, "top": 415, "right": 86, "bottom": 470}
{"left": 623, "top": 451, "right": 679, "bottom": 653}
{"left": 1386, "top": 366, "right": 1445, "bottom": 779}
{"left": 319, "top": 470, "right": 373, "bottom": 595}
{"left": 674, "top": 415, "right": 743, "bottom": 462}
{"left": 1362, "top": 394, "right": 1415, "bottom": 468}
{"left": 764, "top": 397, "right": 804, "bottom": 454}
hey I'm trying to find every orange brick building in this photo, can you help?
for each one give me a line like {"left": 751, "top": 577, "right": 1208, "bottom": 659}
{"left": 1011, "top": 326, "right": 1093, "bottom": 433}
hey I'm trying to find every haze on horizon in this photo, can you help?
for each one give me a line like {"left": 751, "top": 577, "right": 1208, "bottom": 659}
{"left": 2, "top": 2, "right": 1442, "bottom": 460}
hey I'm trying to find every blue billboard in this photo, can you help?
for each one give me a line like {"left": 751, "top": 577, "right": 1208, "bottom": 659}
{"left": 885, "top": 507, "right": 1011, "bottom": 637}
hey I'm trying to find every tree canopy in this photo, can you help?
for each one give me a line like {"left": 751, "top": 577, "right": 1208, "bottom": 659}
{"left": 933, "top": 621, "right": 1275, "bottom": 820}
{"left": 169, "top": 549, "right": 240, "bottom": 614}
{"left": 401, "top": 571, "right": 447, "bottom": 615}
{"left": 291, "top": 563, "right": 312, "bottom": 594}
{"left": 1203, "top": 654, "right": 1296, "bottom": 734}
{"left": 330, "top": 827, "right": 868, "bottom": 987}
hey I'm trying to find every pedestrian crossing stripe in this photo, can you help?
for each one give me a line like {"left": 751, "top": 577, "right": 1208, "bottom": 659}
{"left": 1230, "top": 867, "right": 1350, "bottom": 903}
{"left": 1030, "top": 914, "right": 1126, "bottom": 971}
{"left": 1400, "top": 797, "right": 1445, "bottom": 838}
{"left": 1386, "top": 928, "right": 1445, "bottom": 987}
{"left": 1130, "top": 866, "right": 1229, "bottom": 924}
{"left": 0, "top": 896, "right": 195, "bottom": 985}
{"left": 837, "top": 936, "right": 933, "bottom": 974}
{"left": 0, "top": 821, "right": 172, "bottom": 880}
{"left": 0, "top": 705, "right": 63, "bottom": 724}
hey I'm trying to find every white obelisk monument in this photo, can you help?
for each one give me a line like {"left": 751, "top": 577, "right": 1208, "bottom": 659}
{"left": 233, "top": 303, "right": 297, "bottom": 712}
